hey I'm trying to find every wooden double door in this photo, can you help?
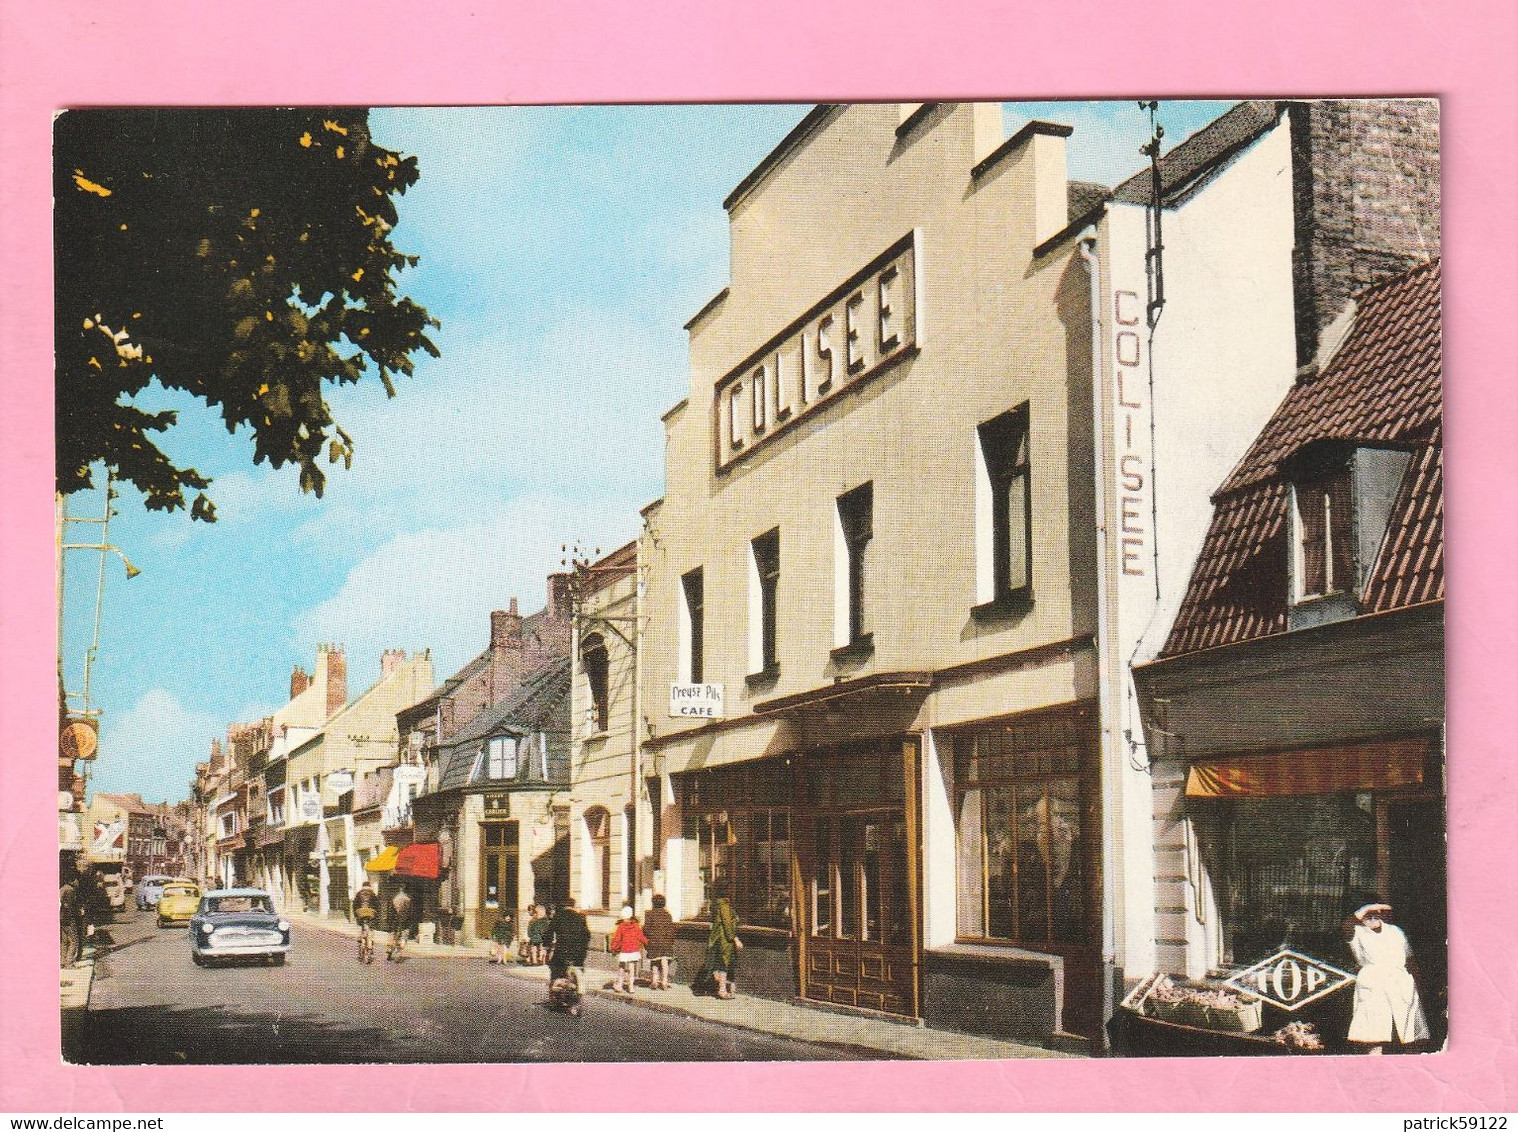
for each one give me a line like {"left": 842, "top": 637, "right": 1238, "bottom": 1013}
{"left": 796, "top": 741, "right": 920, "bottom": 1017}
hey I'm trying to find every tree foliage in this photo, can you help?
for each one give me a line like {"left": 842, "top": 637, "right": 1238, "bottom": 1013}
{"left": 55, "top": 109, "right": 439, "bottom": 520}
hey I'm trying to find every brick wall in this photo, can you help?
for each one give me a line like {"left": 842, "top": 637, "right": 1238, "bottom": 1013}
{"left": 1289, "top": 100, "right": 1441, "bottom": 367}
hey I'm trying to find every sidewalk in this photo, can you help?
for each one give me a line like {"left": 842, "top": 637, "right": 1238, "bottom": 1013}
{"left": 291, "top": 911, "right": 1080, "bottom": 1060}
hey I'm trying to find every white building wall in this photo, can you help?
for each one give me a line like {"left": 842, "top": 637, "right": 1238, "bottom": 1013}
{"left": 1099, "top": 116, "right": 1300, "bottom": 981}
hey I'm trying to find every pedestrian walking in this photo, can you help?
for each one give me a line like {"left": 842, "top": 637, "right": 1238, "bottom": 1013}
{"left": 1343, "top": 902, "right": 1430, "bottom": 1053}
{"left": 608, "top": 905, "right": 649, "bottom": 993}
{"left": 386, "top": 886, "right": 414, "bottom": 961}
{"left": 643, "top": 894, "right": 676, "bottom": 990}
{"left": 545, "top": 896, "right": 591, "bottom": 1015}
{"left": 705, "top": 881, "right": 742, "bottom": 1000}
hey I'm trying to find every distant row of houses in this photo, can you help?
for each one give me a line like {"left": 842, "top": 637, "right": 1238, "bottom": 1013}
{"left": 189, "top": 100, "right": 1444, "bottom": 1051}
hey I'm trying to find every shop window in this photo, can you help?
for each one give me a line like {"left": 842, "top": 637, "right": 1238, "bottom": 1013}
{"left": 1206, "top": 793, "right": 1379, "bottom": 965}
{"left": 486, "top": 735, "right": 519, "bottom": 780}
{"left": 679, "top": 567, "right": 704, "bottom": 684}
{"left": 833, "top": 482, "right": 874, "bottom": 652}
{"left": 679, "top": 759, "right": 794, "bottom": 929}
{"left": 581, "top": 633, "right": 609, "bottom": 732}
{"left": 951, "top": 707, "right": 1096, "bottom": 949}
{"left": 748, "top": 529, "right": 780, "bottom": 678}
{"left": 584, "top": 806, "right": 612, "bottom": 911}
{"left": 974, "top": 405, "right": 1032, "bottom": 613}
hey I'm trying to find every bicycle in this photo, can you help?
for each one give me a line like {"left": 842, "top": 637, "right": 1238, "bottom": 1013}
{"left": 357, "top": 915, "right": 376, "bottom": 964}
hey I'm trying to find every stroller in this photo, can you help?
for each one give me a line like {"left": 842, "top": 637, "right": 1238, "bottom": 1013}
{"left": 548, "top": 963, "right": 584, "bottom": 1016}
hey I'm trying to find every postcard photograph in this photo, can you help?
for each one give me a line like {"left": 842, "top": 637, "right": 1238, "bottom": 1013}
{"left": 53, "top": 98, "right": 1445, "bottom": 1066}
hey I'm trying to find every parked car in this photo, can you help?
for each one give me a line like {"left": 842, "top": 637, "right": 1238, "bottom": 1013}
{"left": 136, "top": 875, "right": 176, "bottom": 911}
{"left": 95, "top": 865, "right": 127, "bottom": 916}
{"left": 156, "top": 881, "right": 201, "bottom": 927}
{"left": 189, "top": 888, "right": 291, "bottom": 966}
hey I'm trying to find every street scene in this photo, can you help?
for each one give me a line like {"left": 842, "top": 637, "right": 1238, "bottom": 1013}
{"left": 56, "top": 98, "right": 1445, "bottom": 1063}
{"left": 64, "top": 905, "right": 902, "bottom": 1064}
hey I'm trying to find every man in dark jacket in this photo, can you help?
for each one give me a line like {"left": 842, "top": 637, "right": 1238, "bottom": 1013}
{"left": 545, "top": 896, "right": 591, "bottom": 986}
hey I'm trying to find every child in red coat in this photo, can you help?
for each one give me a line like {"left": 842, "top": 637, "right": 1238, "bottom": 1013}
{"left": 609, "top": 905, "right": 649, "bottom": 993}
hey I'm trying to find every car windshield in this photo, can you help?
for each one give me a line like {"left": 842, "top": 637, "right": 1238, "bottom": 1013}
{"left": 163, "top": 885, "right": 198, "bottom": 898}
{"left": 205, "top": 895, "right": 274, "bottom": 914}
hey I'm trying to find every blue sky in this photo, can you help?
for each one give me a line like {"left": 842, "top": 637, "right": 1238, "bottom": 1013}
{"left": 62, "top": 99, "right": 1235, "bottom": 803}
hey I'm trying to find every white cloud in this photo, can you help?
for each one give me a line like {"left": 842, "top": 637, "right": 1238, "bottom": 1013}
{"left": 287, "top": 302, "right": 679, "bottom": 550}
{"left": 94, "top": 688, "right": 225, "bottom": 803}
{"left": 290, "top": 492, "right": 642, "bottom": 681}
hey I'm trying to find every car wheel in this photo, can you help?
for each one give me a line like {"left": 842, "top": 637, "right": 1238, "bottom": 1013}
{"left": 272, "top": 954, "right": 287, "bottom": 967}
{"left": 191, "top": 951, "right": 204, "bottom": 966}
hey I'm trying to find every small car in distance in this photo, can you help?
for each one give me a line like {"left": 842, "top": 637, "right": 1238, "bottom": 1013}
{"left": 190, "top": 888, "right": 291, "bottom": 966}
{"left": 136, "top": 875, "right": 177, "bottom": 911}
{"left": 156, "top": 881, "right": 201, "bottom": 927}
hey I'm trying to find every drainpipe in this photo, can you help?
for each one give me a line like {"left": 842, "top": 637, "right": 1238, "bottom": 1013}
{"left": 1078, "top": 230, "right": 1121, "bottom": 1035}
{"left": 631, "top": 537, "right": 646, "bottom": 913}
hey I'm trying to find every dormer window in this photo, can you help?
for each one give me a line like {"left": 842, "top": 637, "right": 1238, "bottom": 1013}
{"left": 1286, "top": 442, "right": 1413, "bottom": 628}
{"left": 487, "top": 735, "right": 519, "bottom": 780}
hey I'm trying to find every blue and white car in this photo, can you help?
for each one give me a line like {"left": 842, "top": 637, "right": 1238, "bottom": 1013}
{"left": 136, "top": 875, "right": 177, "bottom": 911}
{"left": 189, "top": 888, "right": 291, "bottom": 966}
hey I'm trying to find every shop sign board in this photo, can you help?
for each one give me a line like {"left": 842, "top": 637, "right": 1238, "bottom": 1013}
{"left": 394, "top": 765, "right": 425, "bottom": 786}
{"left": 327, "top": 771, "right": 354, "bottom": 795}
{"left": 1225, "top": 949, "right": 1354, "bottom": 1011}
{"left": 300, "top": 796, "right": 322, "bottom": 823}
{"left": 670, "top": 682, "right": 725, "bottom": 718}
{"left": 90, "top": 817, "right": 126, "bottom": 859}
{"left": 59, "top": 811, "right": 85, "bottom": 852}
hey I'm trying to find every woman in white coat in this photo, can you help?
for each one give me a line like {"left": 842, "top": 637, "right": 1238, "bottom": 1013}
{"left": 1345, "top": 902, "right": 1430, "bottom": 1053}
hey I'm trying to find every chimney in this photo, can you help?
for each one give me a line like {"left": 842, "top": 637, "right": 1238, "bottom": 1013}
{"left": 491, "top": 599, "right": 524, "bottom": 650}
{"left": 290, "top": 665, "right": 310, "bottom": 700}
{"left": 547, "top": 572, "right": 572, "bottom": 618}
{"left": 380, "top": 648, "right": 406, "bottom": 677}
{"left": 324, "top": 645, "right": 348, "bottom": 719}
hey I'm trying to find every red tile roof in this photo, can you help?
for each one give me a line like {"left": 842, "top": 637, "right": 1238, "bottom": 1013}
{"left": 1161, "top": 260, "right": 1442, "bottom": 657}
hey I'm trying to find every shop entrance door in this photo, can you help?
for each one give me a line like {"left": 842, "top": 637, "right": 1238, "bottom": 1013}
{"left": 476, "top": 821, "right": 519, "bottom": 942}
{"left": 798, "top": 740, "right": 920, "bottom": 1016}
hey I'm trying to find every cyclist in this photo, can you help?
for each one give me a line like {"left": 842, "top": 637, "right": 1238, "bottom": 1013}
{"left": 546, "top": 896, "right": 591, "bottom": 1014}
{"left": 353, "top": 880, "right": 380, "bottom": 964}
{"left": 386, "top": 885, "right": 414, "bottom": 961}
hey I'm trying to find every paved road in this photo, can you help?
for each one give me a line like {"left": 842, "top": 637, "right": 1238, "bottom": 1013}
{"left": 65, "top": 908, "right": 881, "bottom": 1064}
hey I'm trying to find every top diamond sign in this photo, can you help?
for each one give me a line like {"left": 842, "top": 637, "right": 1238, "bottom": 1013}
{"left": 1225, "top": 949, "right": 1355, "bottom": 1012}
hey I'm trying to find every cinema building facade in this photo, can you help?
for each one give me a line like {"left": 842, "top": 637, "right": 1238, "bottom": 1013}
{"left": 638, "top": 102, "right": 1124, "bottom": 1046}
{"left": 628, "top": 100, "right": 1440, "bottom": 1049}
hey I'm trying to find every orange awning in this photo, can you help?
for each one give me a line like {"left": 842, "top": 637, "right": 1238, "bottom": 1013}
{"left": 394, "top": 842, "right": 441, "bottom": 879}
{"left": 364, "top": 846, "right": 400, "bottom": 873}
{"left": 1186, "top": 738, "right": 1427, "bottom": 799}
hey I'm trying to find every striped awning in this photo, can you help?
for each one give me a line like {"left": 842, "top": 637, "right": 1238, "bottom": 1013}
{"left": 1186, "top": 738, "right": 1427, "bottom": 799}
{"left": 364, "top": 845, "right": 400, "bottom": 873}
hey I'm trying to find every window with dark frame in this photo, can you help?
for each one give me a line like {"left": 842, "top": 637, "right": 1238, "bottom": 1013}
{"left": 837, "top": 481, "right": 873, "bottom": 646}
{"left": 680, "top": 759, "right": 793, "bottom": 929}
{"left": 584, "top": 805, "right": 612, "bottom": 911}
{"left": 978, "top": 405, "right": 1032, "bottom": 604}
{"left": 1292, "top": 466, "right": 1354, "bottom": 601}
{"left": 950, "top": 705, "right": 1096, "bottom": 950}
{"left": 752, "top": 528, "right": 780, "bottom": 674}
{"left": 682, "top": 567, "right": 705, "bottom": 684}
{"left": 581, "top": 633, "right": 609, "bottom": 732}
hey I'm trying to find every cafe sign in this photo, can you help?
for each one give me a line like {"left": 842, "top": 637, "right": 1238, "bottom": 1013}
{"left": 1225, "top": 949, "right": 1354, "bottom": 1012}
{"left": 670, "top": 683, "right": 725, "bottom": 719}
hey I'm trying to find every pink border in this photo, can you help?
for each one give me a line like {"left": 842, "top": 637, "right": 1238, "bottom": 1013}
{"left": 3, "top": 0, "right": 1515, "bottom": 1112}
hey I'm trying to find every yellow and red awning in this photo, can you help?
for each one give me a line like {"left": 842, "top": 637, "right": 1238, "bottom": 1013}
{"left": 1186, "top": 738, "right": 1427, "bottom": 799}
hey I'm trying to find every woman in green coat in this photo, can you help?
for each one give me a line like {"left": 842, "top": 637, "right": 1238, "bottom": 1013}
{"left": 706, "top": 880, "right": 742, "bottom": 999}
